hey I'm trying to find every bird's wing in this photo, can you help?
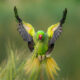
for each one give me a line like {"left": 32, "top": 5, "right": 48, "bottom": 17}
{"left": 14, "top": 6, "right": 35, "bottom": 51}
{"left": 46, "top": 8, "right": 67, "bottom": 54}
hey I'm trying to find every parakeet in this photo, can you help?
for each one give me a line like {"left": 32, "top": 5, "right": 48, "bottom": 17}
{"left": 14, "top": 6, "right": 67, "bottom": 80}
{"left": 14, "top": 6, "right": 67, "bottom": 60}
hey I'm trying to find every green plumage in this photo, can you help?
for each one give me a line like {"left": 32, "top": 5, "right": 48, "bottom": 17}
{"left": 33, "top": 30, "right": 48, "bottom": 55}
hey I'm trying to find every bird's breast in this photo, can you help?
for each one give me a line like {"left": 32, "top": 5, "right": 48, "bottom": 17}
{"left": 37, "top": 42, "right": 48, "bottom": 55}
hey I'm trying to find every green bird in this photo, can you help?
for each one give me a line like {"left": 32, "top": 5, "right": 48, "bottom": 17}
{"left": 14, "top": 6, "right": 67, "bottom": 80}
{"left": 14, "top": 6, "right": 67, "bottom": 61}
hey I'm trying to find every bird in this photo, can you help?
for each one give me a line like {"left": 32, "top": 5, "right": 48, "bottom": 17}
{"left": 14, "top": 6, "right": 67, "bottom": 61}
{"left": 14, "top": 6, "right": 67, "bottom": 80}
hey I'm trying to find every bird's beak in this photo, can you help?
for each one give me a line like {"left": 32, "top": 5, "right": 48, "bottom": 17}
{"left": 39, "top": 34, "right": 42, "bottom": 40}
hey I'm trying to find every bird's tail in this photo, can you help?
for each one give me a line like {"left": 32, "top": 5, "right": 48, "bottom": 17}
{"left": 24, "top": 57, "right": 60, "bottom": 80}
{"left": 46, "top": 57, "right": 60, "bottom": 80}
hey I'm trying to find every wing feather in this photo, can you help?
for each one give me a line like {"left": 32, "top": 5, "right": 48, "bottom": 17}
{"left": 14, "top": 6, "right": 35, "bottom": 51}
{"left": 18, "top": 22, "right": 33, "bottom": 42}
{"left": 46, "top": 8, "right": 67, "bottom": 54}
{"left": 47, "top": 8, "right": 67, "bottom": 44}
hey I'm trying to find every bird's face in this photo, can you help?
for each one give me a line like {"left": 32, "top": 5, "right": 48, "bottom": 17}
{"left": 36, "top": 30, "right": 45, "bottom": 41}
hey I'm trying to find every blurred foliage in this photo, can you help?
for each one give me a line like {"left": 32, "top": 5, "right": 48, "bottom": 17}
{"left": 0, "top": 0, "right": 80, "bottom": 80}
{"left": 0, "top": 44, "right": 28, "bottom": 80}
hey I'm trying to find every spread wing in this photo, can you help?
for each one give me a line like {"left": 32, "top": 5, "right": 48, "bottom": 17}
{"left": 46, "top": 8, "right": 67, "bottom": 54}
{"left": 14, "top": 6, "right": 35, "bottom": 51}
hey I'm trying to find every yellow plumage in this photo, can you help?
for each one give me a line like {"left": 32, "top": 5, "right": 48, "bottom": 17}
{"left": 24, "top": 58, "right": 40, "bottom": 74}
{"left": 23, "top": 21, "right": 35, "bottom": 37}
{"left": 46, "top": 57, "right": 60, "bottom": 80}
{"left": 47, "top": 22, "right": 60, "bottom": 38}
{"left": 24, "top": 57, "right": 60, "bottom": 80}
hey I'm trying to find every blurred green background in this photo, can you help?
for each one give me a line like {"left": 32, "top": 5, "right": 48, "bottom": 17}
{"left": 0, "top": 0, "right": 80, "bottom": 80}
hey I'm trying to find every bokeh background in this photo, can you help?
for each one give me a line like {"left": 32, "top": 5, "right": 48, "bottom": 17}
{"left": 0, "top": 0, "right": 80, "bottom": 80}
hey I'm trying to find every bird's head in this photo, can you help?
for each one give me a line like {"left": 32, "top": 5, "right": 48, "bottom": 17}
{"left": 36, "top": 30, "right": 45, "bottom": 41}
